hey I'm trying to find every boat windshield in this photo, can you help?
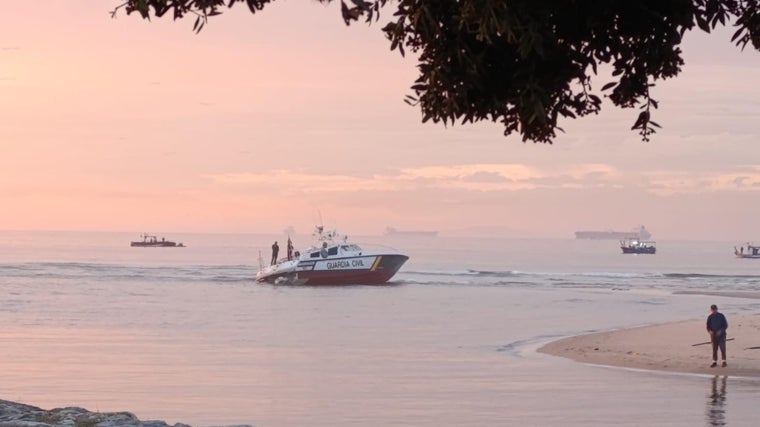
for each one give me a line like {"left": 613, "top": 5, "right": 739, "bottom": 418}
{"left": 308, "top": 245, "right": 340, "bottom": 258}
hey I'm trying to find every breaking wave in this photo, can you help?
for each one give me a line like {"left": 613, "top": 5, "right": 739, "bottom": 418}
{"left": 399, "top": 267, "right": 760, "bottom": 292}
{"left": 4, "top": 262, "right": 760, "bottom": 293}
{"left": 0, "top": 262, "right": 254, "bottom": 284}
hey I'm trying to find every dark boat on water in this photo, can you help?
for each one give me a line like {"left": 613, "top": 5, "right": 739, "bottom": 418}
{"left": 620, "top": 238, "right": 656, "bottom": 254}
{"left": 130, "top": 234, "right": 184, "bottom": 247}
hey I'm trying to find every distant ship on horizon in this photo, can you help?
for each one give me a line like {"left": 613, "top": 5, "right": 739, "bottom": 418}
{"left": 130, "top": 233, "right": 185, "bottom": 247}
{"left": 575, "top": 225, "right": 651, "bottom": 240}
{"left": 384, "top": 227, "right": 438, "bottom": 237}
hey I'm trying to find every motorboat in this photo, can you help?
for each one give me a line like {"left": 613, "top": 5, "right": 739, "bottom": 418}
{"left": 735, "top": 243, "right": 760, "bottom": 258}
{"left": 130, "top": 234, "right": 185, "bottom": 247}
{"left": 620, "top": 238, "right": 656, "bottom": 254}
{"left": 256, "top": 226, "right": 409, "bottom": 285}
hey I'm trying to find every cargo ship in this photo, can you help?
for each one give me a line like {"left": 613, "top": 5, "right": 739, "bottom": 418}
{"left": 384, "top": 227, "right": 438, "bottom": 237}
{"left": 575, "top": 225, "right": 651, "bottom": 240}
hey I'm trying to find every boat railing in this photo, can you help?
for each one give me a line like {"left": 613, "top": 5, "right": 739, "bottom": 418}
{"left": 353, "top": 242, "right": 404, "bottom": 254}
{"left": 296, "top": 241, "right": 402, "bottom": 257}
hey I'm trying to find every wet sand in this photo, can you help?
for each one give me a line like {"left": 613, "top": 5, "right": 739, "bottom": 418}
{"left": 539, "top": 314, "right": 760, "bottom": 377}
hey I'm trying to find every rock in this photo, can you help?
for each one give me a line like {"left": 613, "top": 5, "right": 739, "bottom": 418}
{"left": 0, "top": 400, "right": 191, "bottom": 427}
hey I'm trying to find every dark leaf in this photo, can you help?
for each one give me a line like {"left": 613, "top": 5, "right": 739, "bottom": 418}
{"left": 246, "top": 0, "right": 258, "bottom": 14}
{"left": 560, "top": 109, "right": 577, "bottom": 118}
{"left": 731, "top": 27, "right": 745, "bottom": 42}
{"left": 696, "top": 15, "right": 711, "bottom": 32}
{"left": 631, "top": 111, "right": 649, "bottom": 130}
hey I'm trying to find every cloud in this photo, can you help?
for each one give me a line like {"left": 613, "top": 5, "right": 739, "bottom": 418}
{"left": 205, "top": 162, "right": 760, "bottom": 198}
{"left": 205, "top": 170, "right": 401, "bottom": 194}
{"left": 644, "top": 165, "right": 760, "bottom": 196}
{"left": 460, "top": 171, "right": 512, "bottom": 183}
{"left": 204, "top": 163, "right": 625, "bottom": 194}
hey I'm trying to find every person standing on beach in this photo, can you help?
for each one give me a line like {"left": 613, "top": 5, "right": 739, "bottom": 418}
{"left": 706, "top": 304, "right": 728, "bottom": 368}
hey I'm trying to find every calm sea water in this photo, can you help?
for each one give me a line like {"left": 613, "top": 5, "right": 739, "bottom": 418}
{"left": 2, "top": 231, "right": 760, "bottom": 426}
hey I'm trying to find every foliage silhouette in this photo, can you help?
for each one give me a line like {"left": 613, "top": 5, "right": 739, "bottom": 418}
{"left": 112, "top": 0, "right": 760, "bottom": 143}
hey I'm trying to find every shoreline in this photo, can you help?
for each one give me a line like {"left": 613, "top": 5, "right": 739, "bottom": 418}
{"left": 538, "top": 314, "right": 760, "bottom": 377}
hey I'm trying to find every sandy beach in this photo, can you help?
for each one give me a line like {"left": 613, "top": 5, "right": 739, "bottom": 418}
{"left": 539, "top": 314, "right": 760, "bottom": 377}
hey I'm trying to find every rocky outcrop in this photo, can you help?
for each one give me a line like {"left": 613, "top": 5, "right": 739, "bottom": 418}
{"left": 0, "top": 400, "right": 191, "bottom": 427}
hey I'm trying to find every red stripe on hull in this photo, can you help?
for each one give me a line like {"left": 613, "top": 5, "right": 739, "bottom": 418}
{"left": 258, "top": 254, "right": 408, "bottom": 285}
{"left": 300, "top": 270, "right": 397, "bottom": 285}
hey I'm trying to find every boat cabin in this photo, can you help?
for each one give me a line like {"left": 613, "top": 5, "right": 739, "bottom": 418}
{"left": 306, "top": 243, "right": 362, "bottom": 259}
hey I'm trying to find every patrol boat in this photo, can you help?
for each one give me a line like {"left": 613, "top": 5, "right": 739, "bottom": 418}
{"left": 256, "top": 226, "right": 409, "bottom": 285}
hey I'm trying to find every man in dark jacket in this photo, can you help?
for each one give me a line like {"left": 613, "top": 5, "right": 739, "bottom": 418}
{"left": 706, "top": 304, "right": 728, "bottom": 367}
{"left": 271, "top": 241, "right": 279, "bottom": 265}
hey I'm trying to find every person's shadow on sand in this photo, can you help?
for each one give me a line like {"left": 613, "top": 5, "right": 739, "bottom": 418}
{"left": 706, "top": 375, "right": 727, "bottom": 426}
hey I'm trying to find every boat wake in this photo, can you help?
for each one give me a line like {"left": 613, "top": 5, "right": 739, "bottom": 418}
{"left": 0, "top": 262, "right": 254, "bottom": 284}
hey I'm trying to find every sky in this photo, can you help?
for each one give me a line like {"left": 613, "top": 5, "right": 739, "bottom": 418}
{"left": 1, "top": 1, "right": 759, "bottom": 240}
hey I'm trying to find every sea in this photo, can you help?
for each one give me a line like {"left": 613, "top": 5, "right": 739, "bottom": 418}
{"left": 2, "top": 230, "right": 760, "bottom": 427}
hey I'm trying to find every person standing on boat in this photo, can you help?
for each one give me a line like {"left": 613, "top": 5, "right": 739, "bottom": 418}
{"left": 287, "top": 237, "right": 294, "bottom": 261}
{"left": 271, "top": 241, "right": 279, "bottom": 265}
{"left": 706, "top": 304, "right": 728, "bottom": 368}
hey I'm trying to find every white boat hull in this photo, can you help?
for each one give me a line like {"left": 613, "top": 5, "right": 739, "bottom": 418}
{"left": 257, "top": 254, "right": 408, "bottom": 285}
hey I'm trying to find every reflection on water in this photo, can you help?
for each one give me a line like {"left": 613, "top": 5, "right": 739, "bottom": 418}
{"left": 706, "top": 376, "right": 727, "bottom": 426}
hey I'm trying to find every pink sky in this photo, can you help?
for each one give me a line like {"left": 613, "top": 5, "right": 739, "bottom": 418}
{"left": 1, "top": 1, "right": 759, "bottom": 239}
